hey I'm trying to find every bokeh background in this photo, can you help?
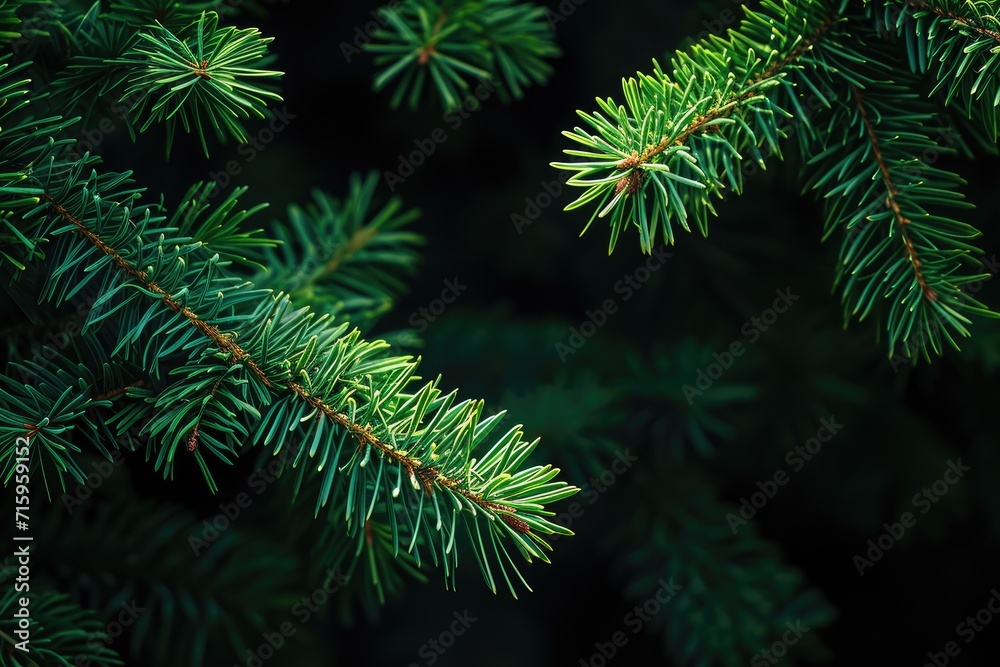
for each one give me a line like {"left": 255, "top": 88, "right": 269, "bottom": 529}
{"left": 70, "top": 0, "right": 1000, "bottom": 664}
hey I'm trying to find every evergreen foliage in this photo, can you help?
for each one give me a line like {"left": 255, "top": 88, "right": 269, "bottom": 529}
{"left": 1, "top": 1, "right": 997, "bottom": 666}
{"left": 364, "top": 0, "right": 559, "bottom": 110}
{"left": 0, "top": 2, "right": 575, "bottom": 665}
{"left": 554, "top": 0, "right": 1000, "bottom": 358}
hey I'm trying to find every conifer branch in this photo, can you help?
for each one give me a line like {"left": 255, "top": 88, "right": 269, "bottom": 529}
{"left": 850, "top": 85, "right": 937, "bottom": 302}
{"left": 553, "top": 0, "right": 847, "bottom": 252}
{"left": 874, "top": 0, "right": 1000, "bottom": 140}
{"left": 366, "top": 0, "right": 558, "bottom": 110}
{"left": 555, "top": 1, "right": 1000, "bottom": 358}
{"left": 248, "top": 176, "right": 423, "bottom": 329}
{"left": 905, "top": 0, "right": 1000, "bottom": 43}
{"left": 804, "top": 44, "right": 997, "bottom": 357}
{"left": 0, "top": 66, "right": 574, "bottom": 588}
{"left": 39, "top": 188, "right": 516, "bottom": 517}
{"left": 617, "top": 11, "right": 839, "bottom": 172}
{"left": 48, "top": 9, "right": 283, "bottom": 157}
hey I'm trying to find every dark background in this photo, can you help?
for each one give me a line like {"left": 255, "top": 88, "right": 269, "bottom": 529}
{"left": 83, "top": 0, "right": 1000, "bottom": 665}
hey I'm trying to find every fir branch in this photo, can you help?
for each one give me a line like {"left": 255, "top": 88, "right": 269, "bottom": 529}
{"left": 617, "top": 11, "right": 838, "bottom": 172}
{"left": 48, "top": 9, "right": 283, "bottom": 157}
{"left": 850, "top": 85, "right": 936, "bottom": 302}
{"left": 804, "top": 45, "right": 998, "bottom": 358}
{"left": 874, "top": 0, "right": 1000, "bottom": 138}
{"left": 0, "top": 66, "right": 576, "bottom": 591}
{"left": 552, "top": 0, "right": 847, "bottom": 252}
{"left": 37, "top": 189, "right": 431, "bottom": 491}
{"left": 366, "top": 0, "right": 558, "bottom": 110}
{"left": 554, "top": 1, "right": 1000, "bottom": 358}
{"left": 117, "top": 11, "right": 283, "bottom": 156}
{"left": 248, "top": 173, "right": 423, "bottom": 330}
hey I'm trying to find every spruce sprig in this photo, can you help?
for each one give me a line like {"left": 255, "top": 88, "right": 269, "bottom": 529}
{"left": 0, "top": 55, "right": 577, "bottom": 593}
{"left": 553, "top": 0, "right": 1000, "bottom": 359}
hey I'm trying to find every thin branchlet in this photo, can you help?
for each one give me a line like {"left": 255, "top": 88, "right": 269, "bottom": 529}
{"left": 850, "top": 86, "right": 938, "bottom": 302}
{"left": 39, "top": 193, "right": 524, "bottom": 524}
{"left": 907, "top": 0, "right": 1000, "bottom": 43}
{"left": 616, "top": 11, "right": 838, "bottom": 172}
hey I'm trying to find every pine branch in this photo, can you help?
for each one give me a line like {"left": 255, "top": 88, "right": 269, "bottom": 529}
{"left": 365, "top": 0, "right": 558, "bottom": 110}
{"left": 552, "top": 0, "right": 1000, "bottom": 358}
{"left": 851, "top": 84, "right": 936, "bottom": 302}
{"left": 804, "top": 48, "right": 998, "bottom": 358}
{"left": 872, "top": 0, "right": 1000, "bottom": 140}
{"left": 247, "top": 172, "right": 423, "bottom": 331}
{"left": 0, "top": 60, "right": 577, "bottom": 593}
{"left": 117, "top": 11, "right": 282, "bottom": 156}
{"left": 552, "top": 0, "right": 847, "bottom": 253}
{"left": 47, "top": 9, "right": 283, "bottom": 157}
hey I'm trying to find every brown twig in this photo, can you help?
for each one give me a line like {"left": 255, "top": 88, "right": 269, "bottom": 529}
{"left": 851, "top": 86, "right": 937, "bottom": 302}
{"left": 40, "top": 193, "right": 520, "bottom": 521}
